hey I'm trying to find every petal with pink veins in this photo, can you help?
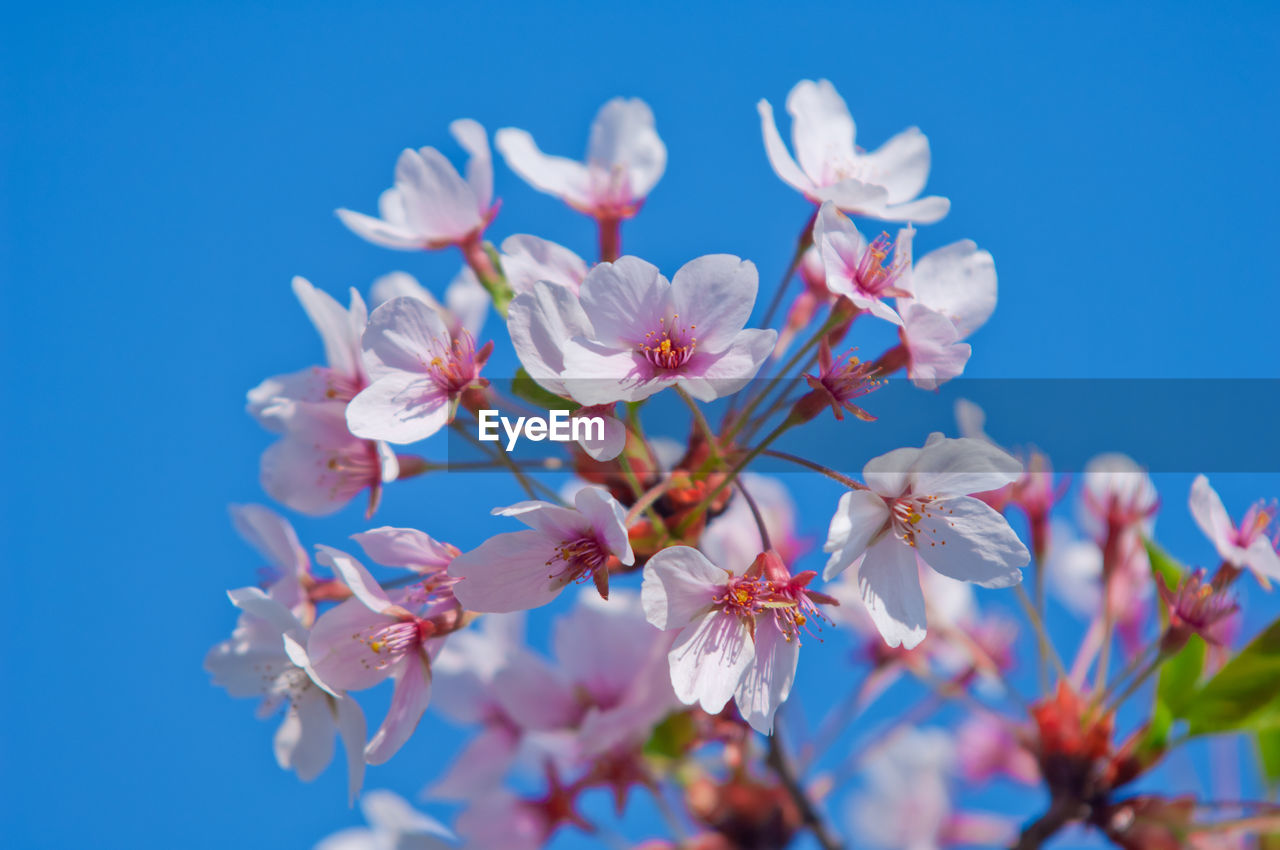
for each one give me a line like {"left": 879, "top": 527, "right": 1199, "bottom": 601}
{"left": 857, "top": 537, "right": 928, "bottom": 649}
{"left": 365, "top": 652, "right": 433, "bottom": 764}
{"left": 667, "top": 611, "right": 754, "bottom": 713}
{"left": 642, "top": 546, "right": 727, "bottom": 629}
{"left": 733, "top": 615, "right": 800, "bottom": 734}
{"left": 448, "top": 529, "right": 565, "bottom": 613}
{"left": 912, "top": 496, "right": 1028, "bottom": 587}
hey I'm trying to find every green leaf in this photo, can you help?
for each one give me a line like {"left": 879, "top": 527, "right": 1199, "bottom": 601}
{"left": 1144, "top": 539, "right": 1182, "bottom": 627}
{"left": 643, "top": 712, "right": 696, "bottom": 761}
{"left": 1136, "top": 699, "right": 1175, "bottom": 760}
{"left": 1159, "top": 635, "right": 1206, "bottom": 716}
{"left": 1258, "top": 729, "right": 1280, "bottom": 786}
{"left": 1139, "top": 538, "right": 1204, "bottom": 744}
{"left": 511, "top": 368, "right": 578, "bottom": 413}
{"left": 1183, "top": 616, "right": 1280, "bottom": 736}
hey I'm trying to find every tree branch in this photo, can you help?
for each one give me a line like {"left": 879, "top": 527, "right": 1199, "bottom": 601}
{"left": 766, "top": 729, "right": 843, "bottom": 850}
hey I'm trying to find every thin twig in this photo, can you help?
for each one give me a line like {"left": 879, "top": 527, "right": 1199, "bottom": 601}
{"left": 766, "top": 726, "right": 843, "bottom": 850}
{"left": 1014, "top": 583, "right": 1069, "bottom": 682}
{"left": 735, "top": 478, "right": 772, "bottom": 551}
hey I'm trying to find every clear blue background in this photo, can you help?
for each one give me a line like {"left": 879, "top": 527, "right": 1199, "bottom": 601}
{"left": 4, "top": 1, "right": 1279, "bottom": 847}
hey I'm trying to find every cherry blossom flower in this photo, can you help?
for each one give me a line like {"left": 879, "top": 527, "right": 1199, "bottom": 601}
{"left": 546, "top": 255, "right": 776, "bottom": 405}
{"left": 955, "top": 712, "right": 1040, "bottom": 785}
{"left": 248, "top": 277, "right": 369, "bottom": 427}
{"left": 642, "top": 547, "right": 831, "bottom": 732}
{"left": 795, "top": 339, "right": 881, "bottom": 423}
{"left": 1157, "top": 568, "right": 1238, "bottom": 648}
{"left": 1046, "top": 521, "right": 1150, "bottom": 660}
{"left": 759, "top": 79, "right": 949, "bottom": 223}
{"left": 848, "top": 727, "right": 1015, "bottom": 850}
{"left": 428, "top": 613, "right": 536, "bottom": 798}
{"left": 1189, "top": 474, "right": 1280, "bottom": 586}
{"left": 206, "top": 587, "right": 366, "bottom": 802}
{"left": 228, "top": 502, "right": 314, "bottom": 622}
{"left": 849, "top": 727, "right": 955, "bottom": 850}
{"left": 448, "top": 486, "right": 634, "bottom": 612}
{"left": 893, "top": 236, "right": 998, "bottom": 389}
{"left": 455, "top": 789, "right": 559, "bottom": 850}
{"left": 478, "top": 589, "right": 679, "bottom": 790}
{"left": 314, "top": 790, "right": 454, "bottom": 850}
{"left": 1082, "top": 453, "right": 1159, "bottom": 539}
{"left": 337, "top": 119, "right": 495, "bottom": 251}
{"left": 260, "top": 399, "right": 399, "bottom": 517}
{"left": 345, "top": 296, "right": 492, "bottom": 444}
{"left": 350, "top": 526, "right": 459, "bottom": 577}
{"left": 496, "top": 98, "right": 666, "bottom": 222}
{"left": 370, "top": 269, "right": 488, "bottom": 342}
{"left": 499, "top": 234, "right": 589, "bottom": 296}
{"left": 813, "top": 201, "right": 914, "bottom": 324}
{"left": 306, "top": 546, "right": 457, "bottom": 765}
{"left": 823, "top": 434, "right": 1028, "bottom": 649}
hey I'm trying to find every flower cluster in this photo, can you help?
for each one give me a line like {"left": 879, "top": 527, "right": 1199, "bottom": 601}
{"left": 209, "top": 79, "right": 1280, "bottom": 850}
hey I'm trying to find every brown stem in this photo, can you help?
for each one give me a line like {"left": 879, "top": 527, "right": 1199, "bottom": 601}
{"left": 1011, "top": 799, "right": 1080, "bottom": 850}
{"left": 597, "top": 216, "right": 622, "bottom": 262}
{"left": 766, "top": 730, "right": 843, "bottom": 850}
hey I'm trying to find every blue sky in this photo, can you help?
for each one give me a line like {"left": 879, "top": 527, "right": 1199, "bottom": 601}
{"left": 4, "top": 1, "right": 1279, "bottom": 847}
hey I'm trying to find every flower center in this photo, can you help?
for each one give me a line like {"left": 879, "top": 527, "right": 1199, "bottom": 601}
{"left": 356, "top": 620, "right": 422, "bottom": 670}
{"left": 547, "top": 535, "right": 609, "bottom": 584}
{"left": 426, "top": 331, "right": 482, "bottom": 394}
{"left": 1237, "top": 502, "right": 1276, "bottom": 547}
{"left": 639, "top": 316, "right": 697, "bottom": 370}
{"left": 889, "top": 496, "right": 949, "bottom": 549}
{"left": 855, "top": 232, "right": 910, "bottom": 298}
{"left": 714, "top": 576, "right": 768, "bottom": 619}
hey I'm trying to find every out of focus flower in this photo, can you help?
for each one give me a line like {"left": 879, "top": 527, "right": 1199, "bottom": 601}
{"left": 553, "top": 255, "right": 776, "bottom": 405}
{"left": 1189, "top": 474, "right": 1280, "bottom": 587}
{"left": 206, "top": 587, "right": 367, "bottom": 802}
{"left": 759, "top": 79, "right": 949, "bottom": 223}
{"left": 496, "top": 98, "right": 666, "bottom": 222}
{"left": 247, "top": 279, "right": 397, "bottom": 516}
{"left": 849, "top": 727, "right": 1016, "bottom": 850}
{"left": 260, "top": 399, "right": 399, "bottom": 517}
{"left": 955, "top": 712, "right": 1039, "bottom": 785}
{"left": 307, "top": 547, "right": 459, "bottom": 765}
{"left": 1046, "top": 521, "right": 1150, "bottom": 655}
{"left": 823, "top": 434, "right": 1028, "bottom": 649}
{"left": 455, "top": 788, "right": 564, "bottom": 850}
{"left": 490, "top": 590, "right": 679, "bottom": 767}
{"left": 499, "top": 234, "right": 589, "bottom": 296}
{"left": 701, "top": 473, "right": 806, "bottom": 568}
{"left": 248, "top": 277, "right": 370, "bottom": 425}
{"left": 449, "top": 486, "right": 633, "bottom": 612}
{"left": 337, "top": 119, "right": 495, "bottom": 251}
{"left": 314, "top": 790, "right": 454, "bottom": 850}
{"left": 642, "top": 547, "right": 830, "bottom": 732}
{"left": 227, "top": 503, "right": 315, "bottom": 623}
{"left": 1157, "top": 568, "right": 1238, "bottom": 649}
{"left": 369, "top": 269, "right": 489, "bottom": 342}
{"left": 427, "top": 613, "right": 531, "bottom": 798}
{"left": 345, "top": 296, "right": 492, "bottom": 444}
{"left": 1082, "top": 453, "right": 1158, "bottom": 539}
